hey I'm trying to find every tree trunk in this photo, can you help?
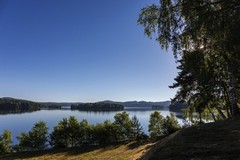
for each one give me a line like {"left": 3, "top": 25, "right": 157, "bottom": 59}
{"left": 227, "top": 68, "right": 239, "bottom": 116}
{"left": 207, "top": 106, "right": 216, "bottom": 122}
{"left": 199, "top": 112, "right": 202, "bottom": 123}
{"left": 216, "top": 107, "right": 226, "bottom": 119}
{"left": 222, "top": 82, "right": 231, "bottom": 117}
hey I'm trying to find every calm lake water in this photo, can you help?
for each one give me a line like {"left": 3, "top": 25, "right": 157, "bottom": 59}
{"left": 0, "top": 107, "right": 182, "bottom": 144}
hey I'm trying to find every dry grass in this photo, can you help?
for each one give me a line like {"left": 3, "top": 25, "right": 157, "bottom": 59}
{"left": 0, "top": 141, "right": 156, "bottom": 160}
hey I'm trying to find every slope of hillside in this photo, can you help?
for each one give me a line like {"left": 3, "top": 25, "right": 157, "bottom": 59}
{"left": 143, "top": 116, "right": 240, "bottom": 160}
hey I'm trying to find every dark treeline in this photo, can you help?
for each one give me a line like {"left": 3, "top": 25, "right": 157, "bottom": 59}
{"left": 152, "top": 105, "right": 165, "bottom": 110}
{"left": 0, "top": 111, "right": 180, "bottom": 154}
{"left": 71, "top": 102, "right": 124, "bottom": 111}
{"left": 169, "top": 102, "right": 188, "bottom": 113}
{"left": 0, "top": 98, "right": 42, "bottom": 114}
{"left": 42, "top": 105, "right": 62, "bottom": 110}
{"left": 0, "top": 98, "right": 125, "bottom": 114}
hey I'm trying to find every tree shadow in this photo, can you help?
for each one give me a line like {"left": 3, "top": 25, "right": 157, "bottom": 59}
{"left": 0, "top": 143, "right": 128, "bottom": 160}
{"left": 0, "top": 146, "right": 103, "bottom": 160}
{"left": 126, "top": 140, "right": 149, "bottom": 150}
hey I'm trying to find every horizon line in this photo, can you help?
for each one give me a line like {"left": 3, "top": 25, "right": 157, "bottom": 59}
{"left": 1, "top": 97, "right": 171, "bottom": 103}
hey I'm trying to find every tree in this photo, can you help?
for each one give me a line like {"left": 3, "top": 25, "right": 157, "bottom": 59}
{"left": 130, "top": 115, "right": 145, "bottom": 140}
{"left": 68, "top": 116, "right": 80, "bottom": 147}
{"left": 169, "top": 50, "right": 223, "bottom": 121}
{"left": 16, "top": 132, "right": 31, "bottom": 151}
{"left": 78, "top": 119, "right": 92, "bottom": 146}
{"left": 50, "top": 117, "right": 94, "bottom": 148}
{"left": 93, "top": 120, "right": 117, "bottom": 145}
{"left": 0, "top": 130, "right": 12, "bottom": 154}
{"left": 113, "top": 111, "right": 132, "bottom": 142}
{"left": 50, "top": 118, "right": 70, "bottom": 148}
{"left": 102, "top": 120, "right": 117, "bottom": 143}
{"left": 148, "top": 111, "right": 165, "bottom": 139}
{"left": 163, "top": 113, "right": 180, "bottom": 135}
{"left": 29, "top": 121, "right": 48, "bottom": 150}
{"left": 17, "top": 121, "right": 48, "bottom": 151}
{"left": 138, "top": 0, "right": 240, "bottom": 117}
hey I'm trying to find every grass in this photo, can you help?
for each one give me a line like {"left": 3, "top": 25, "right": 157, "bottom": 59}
{"left": 0, "top": 141, "right": 156, "bottom": 160}
{"left": 144, "top": 116, "right": 240, "bottom": 160}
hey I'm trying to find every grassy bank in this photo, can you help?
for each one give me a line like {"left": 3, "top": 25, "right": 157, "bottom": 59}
{"left": 0, "top": 141, "right": 155, "bottom": 160}
{"left": 145, "top": 116, "right": 240, "bottom": 160}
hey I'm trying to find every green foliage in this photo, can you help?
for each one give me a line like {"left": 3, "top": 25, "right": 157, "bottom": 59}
{"left": 68, "top": 116, "right": 81, "bottom": 147}
{"left": 138, "top": 0, "right": 240, "bottom": 118}
{"left": 51, "top": 113, "right": 145, "bottom": 147}
{"left": 16, "top": 132, "right": 31, "bottom": 151}
{"left": 149, "top": 111, "right": 180, "bottom": 139}
{"left": 0, "top": 130, "right": 12, "bottom": 154}
{"left": 50, "top": 118, "right": 69, "bottom": 148}
{"left": 169, "top": 102, "right": 187, "bottom": 112}
{"left": 50, "top": 113, "right": 145, "bottom": 147}
{"left": 163, "top": 113, "right": 180, "bottom": 135}
{"left": 130, "top": 115, "right": 145, "bottom": 140}
{"left": 29, "top": 121, "right": 48, "bottom": 150}
{"left": 93, "top": 120, "right": 117, "bottom": 145}
{"left": 148, "top": 111, "right": 165, "bottom": 139}
{"left": 78, "top": 119, "right": 92, "bottom": 145}
{"left": 11, "top": 113, "right": 149, "bottom": 151}
{"left": 50, "top": 117, "right": 93, "bottom": 148}
{"left": 114, "top": 111, "right": 132, "bottom": 142}
{"left": 17, "top": 121, "right": 48, "bottom": 151}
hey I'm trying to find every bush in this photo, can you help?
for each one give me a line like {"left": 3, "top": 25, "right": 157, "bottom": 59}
{"left": 149, "top": 112, "right": 181, "bottom": 139}
{"left": 50, "top": 117, "right": 93, "bottom": 148}
{"left": 93, "top": 120, "right": 117, "bottom": 145}
{"left": 17, "top": 121, "right": 48, "bottom": 151}
{"left": 113, "top": 111, "right": 132, "bottom": 142}
{"left": 148, "top": 111, "right": 165, "bottom": 139}
{"left": 163, "top": 113, "right": 181, "bottom": 135}
{"left": 130, "top": 115, "right": 145, "bottom": 140}
{"left": 0, "top": 130, "right": 12, "bottom": 154}
{"left": 50, "top": 118, "right": 69, "bottom": 148}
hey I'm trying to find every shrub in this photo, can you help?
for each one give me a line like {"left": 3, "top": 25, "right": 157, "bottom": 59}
{"left": 113, "top": 111, "right": 132, "bottom": 142}
{"left": 148, "top": 111, "right": 165, "bottom": 139}
{"left": 163, "top": 113, "right": 181, "bottom": 135}
{"left": 130, "top": 115, "right": 145, "bottom": 140}
{"left": 0, "top": 130, "right": 12, "bottom": 154}
{"left": 17, "top": 121, "right": 48, "bottom": 151}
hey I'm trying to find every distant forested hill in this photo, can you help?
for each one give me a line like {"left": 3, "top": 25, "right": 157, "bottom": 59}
{"left": 71, "top": 102, "right": 124, "bottom": 111}
{"left": 41, "top": 101, "right": 171, "bottom": 109}
{"left": 124, "top": 101, "right": 170, "bottom": 108}
{"left": 0, "top": 97, "right": 43, "bottom": 114}
{"left": 0, "top": 97, "right": 171, "bottom": 113}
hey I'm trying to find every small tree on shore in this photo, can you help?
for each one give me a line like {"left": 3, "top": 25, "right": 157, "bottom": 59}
{"left": 163, "top": 113, "right": 180, "bottom": 135}
{"left": 17, "top": 121, "right": 48, "bottom": 151}
{"left": 130, "top": 115, "right": 145, "bottom": 140}
{"left": 149, "top": 111, "right": 165, "bottom": 139}
{"left": 114, "top": 111, "right": 132, "bottom": 142}
{"left": 50, "top": 118, "right": 69, "bottom": 148}
{"left": 0, "top": 130, "right": 12, "bottom": 154}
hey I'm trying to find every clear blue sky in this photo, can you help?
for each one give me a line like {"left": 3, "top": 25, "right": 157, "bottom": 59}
{"left": 0, "top": 0, "right": 178, "bottom": 102}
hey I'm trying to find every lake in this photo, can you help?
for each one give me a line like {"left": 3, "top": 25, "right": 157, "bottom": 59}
{"left": 0, "top": 107, "right": 183, "bottom": 144}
